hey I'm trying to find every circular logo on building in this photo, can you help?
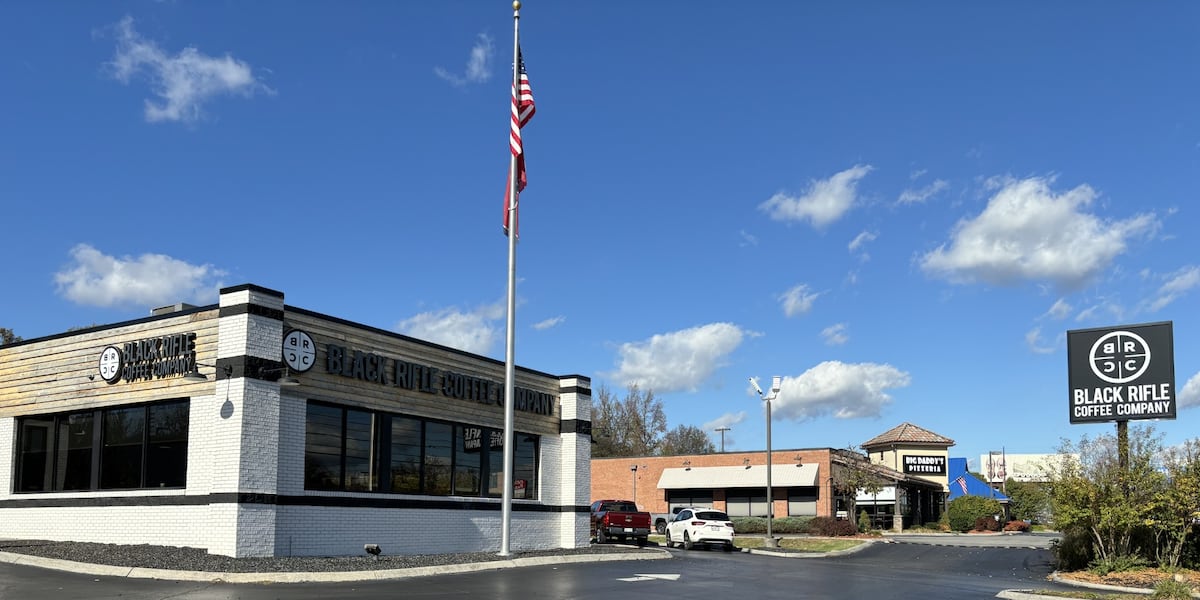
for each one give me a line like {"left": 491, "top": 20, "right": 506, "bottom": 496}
{"left": 98, "top": 346, "right": 124, "bottom": 384}
{"left": 282, "top": 329, "right": 316, "bottom": 373}
{"left": 1088, "top": 330, "right": 1151, "bottom": 384}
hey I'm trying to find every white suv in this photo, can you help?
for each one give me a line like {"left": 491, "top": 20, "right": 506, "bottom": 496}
{"left": 664, "top": 507, "right": 735, "bottom": 552}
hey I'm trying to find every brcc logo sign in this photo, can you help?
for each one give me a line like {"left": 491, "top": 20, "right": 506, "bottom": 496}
{"left": 1088, "top": 330, "right": 1150, "bottom": 384}
{"left": 1067, "top": 322, "right": 1175, "bottom": 424}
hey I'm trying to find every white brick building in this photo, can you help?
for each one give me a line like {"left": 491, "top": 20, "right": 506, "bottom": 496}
{"left": 0, "top": 284, "right": 592, "bottom": 557}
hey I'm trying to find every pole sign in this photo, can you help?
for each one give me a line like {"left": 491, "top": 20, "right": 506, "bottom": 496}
{"left": 1067, "top": 321, "right": 1175, "bottom": 424}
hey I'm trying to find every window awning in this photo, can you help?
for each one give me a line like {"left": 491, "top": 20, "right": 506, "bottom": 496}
{"left": 656, "top": 464, "right": 819, "bottom": 490}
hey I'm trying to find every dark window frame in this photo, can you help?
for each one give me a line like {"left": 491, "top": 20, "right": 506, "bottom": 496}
{"left": 303, "top": 400, "right": 540, "bottom": 500}
{"left": 13, "top": 399, "right": 189, "bottom": 493}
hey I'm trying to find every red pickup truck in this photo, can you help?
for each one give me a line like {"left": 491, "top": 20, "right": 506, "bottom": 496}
{"left": 590, "top": 499, "right": 651, "bottom": 547}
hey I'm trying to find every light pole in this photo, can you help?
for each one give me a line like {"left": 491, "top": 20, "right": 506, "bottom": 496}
{"left": 751, "top": 375, "right": 782, "bottom": 546}
{"left": 715, "top": 426, "right": 731, "bottom": 452}
{"left": 630, "top": 464, "right": 638, "bottom": 502}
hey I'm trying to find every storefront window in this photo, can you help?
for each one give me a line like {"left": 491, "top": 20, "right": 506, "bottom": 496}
{"left": 454, "top": 426, "right": 482, "bottom": 496}
{"left": 423, "top": 422, "right": 452, "bottom": 495}
{"left": 389, "top": 417, "right": 422, "bottom": 493}
{"left": 303, "top": 400, "right": 540, "bottom": 499}
{"left": 56, "top": 413, "right": 93, "bottom": 491}
{"left": 14, "top": 400, "right": 188, "bottom": 493}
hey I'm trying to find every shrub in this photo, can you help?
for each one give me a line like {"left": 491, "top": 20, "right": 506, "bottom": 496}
{"left": 1003, "top": 520, "right": 1030, "bottom": 532}
{"left": 809, "top": 516, "right": 858, "bottom": 537}
{"left": 974, "top": 516, "right": 1001, "bottom": 532}
{"left": 1052, "top": 527, "right": 1094, "bottom": 571}
{"left": 773, "top": 516, "right": 814, "bottom": 534}
{"left": 858, "top": 510, "right": 872, "bottom": 533}
{"left": 946, "top": 495, "right": 1003, "bottom": 533}
{"left": 1152, "top": 577, "right": 1194, "bottom": 600}
{"left": 732, "top": 517, "right": 765, "bottom": 534}
{"left": 730, "top": 516, "right": 813, "bottom": 535}
{"left": 1088, "top": 554, "right": 1149, "bottom": 576}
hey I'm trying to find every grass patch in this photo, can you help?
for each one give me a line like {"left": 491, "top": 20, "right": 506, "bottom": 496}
{"left": 734, "top": 537, "right": 863, "bottom": 552}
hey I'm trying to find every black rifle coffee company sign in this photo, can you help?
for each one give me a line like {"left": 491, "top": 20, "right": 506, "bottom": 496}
{"left": 1067, "top": 322, "right": 1175, "bottom": 424}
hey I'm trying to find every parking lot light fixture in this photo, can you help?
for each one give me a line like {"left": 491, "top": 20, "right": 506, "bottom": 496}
{"left": 751, "top": 375, "right": 782, "bottom": 547}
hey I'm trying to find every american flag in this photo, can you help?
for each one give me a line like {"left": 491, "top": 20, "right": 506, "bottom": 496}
{"left": 504, "top": 47, "right": 536, "bottom": 237}
{"left": 955, "top": 476, "right": 968, "bottom": 494}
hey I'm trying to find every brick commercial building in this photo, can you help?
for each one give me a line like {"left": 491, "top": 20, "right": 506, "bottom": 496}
{"left": 592, "top": 423, "right": 952, "bottom": 531}
{"left": 0, "top": 284, "right": 592, "bottom": 557}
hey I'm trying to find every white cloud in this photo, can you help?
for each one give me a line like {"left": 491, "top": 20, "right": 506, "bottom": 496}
{"left": 396, "top": 301, "right": 505, "bottom": 355}
{"left": 1145, "top": 266, "right": 1200, "bottom": 312}
{"left": 532, "top": 316, "right": 565, "bottom": 330}
{"left": 920, "top": 176, "right": 1158, "bottom": 290}
{"left": 107, "top": 16, "right": 272, "bottom": 123}
{"left": 738, "top": 230, "right": 759, "bottom": 247}
{"left": 1025, "top": 327, "right": 1057, "bottom": 354}
{"left": 609, "top": 323, "right": 745, "bottom": 393}
{"left": 848, "top": 231, "right": 876, "bottom": 253}
{"left": 1045, "top": 298, "right": 1072, "bottom": 320}
{"left": 779, "top": 284, "right": 820, "bottom": 318}
{"left": 771, "top": 361, "right": 911, "bottom": 421}
{"left": 1180, "top": 371, "right": 1200, "bottom": 409}
{"left": 898, "top": 179, "right": 948, "bottom": 205}
{"left": 759, "top": 165, "right": 873, "bottom": 228}
{"left": 434, "top": 33, "right": 494, "bottom": 86}
{"left": 821, "top": 323, "right": 849, "bottom": 346}
{"left": 54, "top": 244, "right": 225, "bottom": 308}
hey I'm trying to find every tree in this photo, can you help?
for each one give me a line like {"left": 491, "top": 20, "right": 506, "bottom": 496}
{"left": 1046, "top": 425, "right": 1166, "bottom": 563}
{"left": 1005, "top": 479, "right": 1050, "bottom": 523}
{"left": 0, "top": 328, "right": 21, "bottom": 345}
{"left": 1147, "top": 438, "right": 1200, "bottom": 568}
{"left": 589, "top": 384, "right": 667, "bottom": 458}
{"left": 831, "top": 448, "right": 885, "bottom": 525}
{"left": 660, "top": 425, "right": 715, "bottom": 456}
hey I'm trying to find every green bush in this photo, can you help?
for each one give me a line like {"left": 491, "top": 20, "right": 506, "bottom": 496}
{"left": 858, "top": 510, "right": 871, "bottom": 532}
{"left": 1152, "top": 577, "right": 1194, "bottom": 600}
{"left": 1052, "top": 527, "right": 1094, "bottom": 571}
{"left": 946, "top": 496, "right": 1003, "bottom": 532}
{"left": 1088, "top": 554, "right": 1149, "bottom": 576}
{"left": 730, "top": 516, "right": 814, "bottom": 534}
{"left": 732, "top": 517, "right": 765, "bottom": 534}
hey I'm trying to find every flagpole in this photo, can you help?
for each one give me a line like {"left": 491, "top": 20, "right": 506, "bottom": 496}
{"left": 499, "top": 0, "right": 522, "bottom": 558}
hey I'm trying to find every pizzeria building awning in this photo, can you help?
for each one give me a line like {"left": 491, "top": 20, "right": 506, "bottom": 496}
{"left": 656, "top": 464, "right": 819, "bottom": 490}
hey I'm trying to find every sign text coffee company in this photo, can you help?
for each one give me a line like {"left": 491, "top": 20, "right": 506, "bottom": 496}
{"left": 1066, "top": 322, "right": 1175, "bottom": 424}
{"left": 324, "top": 343, "right": 554, "bottom": 416}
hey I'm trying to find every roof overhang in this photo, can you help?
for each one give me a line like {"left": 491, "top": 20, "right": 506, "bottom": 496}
{"left": 657, "top": 464, "right": 819, "bottom": 490}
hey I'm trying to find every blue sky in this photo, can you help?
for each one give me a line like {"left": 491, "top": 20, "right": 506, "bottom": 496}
{"left": 3, "top": 2, "right": 1199, "bottom": 469}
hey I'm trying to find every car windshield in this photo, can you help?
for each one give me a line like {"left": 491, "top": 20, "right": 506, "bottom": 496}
{"left": 695, "top": 511, "right": 728, "bottom": 521}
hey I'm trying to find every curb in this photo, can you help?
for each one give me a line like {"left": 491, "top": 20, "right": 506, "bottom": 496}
{"left": 745, "top": 538, "right": 877, "bottom": 558}
{"left": 0, "top": 548, "right": 669, "bottom": 584}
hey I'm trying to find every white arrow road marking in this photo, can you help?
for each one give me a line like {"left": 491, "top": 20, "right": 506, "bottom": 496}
{"left": 617, "top": 574, "right": 682, "bottom": 582}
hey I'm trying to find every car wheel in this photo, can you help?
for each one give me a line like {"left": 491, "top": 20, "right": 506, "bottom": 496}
{"left": 664, "top": 531, "right": 673, "bottom": 548}
{"left": 636, "top": 536, "right": 646, "bottom": 547}
{"left": 723, "top": 543, "right": 733, "bottom": 553}
{"left": 656, "top": 521, "right": 666, "bottom": 534}
{"left": 596, "top": 528, "right": 607, "bottom": 544}
{"left": 683, "top": 532, "right": 693, "bottom": 551}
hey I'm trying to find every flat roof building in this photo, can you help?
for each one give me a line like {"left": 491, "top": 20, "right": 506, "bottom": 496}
{"left": 0, "top": 284, "right": 592, "bottom": 557}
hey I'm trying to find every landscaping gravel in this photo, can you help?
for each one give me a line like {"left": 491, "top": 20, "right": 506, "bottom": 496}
{"left": 0, "top": 539, "right": 659, "bottom": 573}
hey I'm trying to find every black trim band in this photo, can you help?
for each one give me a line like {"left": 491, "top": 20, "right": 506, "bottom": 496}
{"left": 557, "top": 385, "right": 592, "bottom": 398}
{"left": 218, "top": 303, "right": 285, "bottom": 321}
{"left": 559, "top": 419, "right": 592, "bottom": 436}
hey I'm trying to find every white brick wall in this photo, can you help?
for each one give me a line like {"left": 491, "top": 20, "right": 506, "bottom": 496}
{"left": 0, "top": 418, "right": 12, "bottom": 498}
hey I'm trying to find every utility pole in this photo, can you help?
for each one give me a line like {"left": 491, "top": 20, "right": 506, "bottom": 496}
{"left": 715, "top": 426, "right": 731, "bottom": 452}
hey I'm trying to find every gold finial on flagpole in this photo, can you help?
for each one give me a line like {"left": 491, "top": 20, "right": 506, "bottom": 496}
{"left": 513, "top": 1, "right": 521, "bottom": 10}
